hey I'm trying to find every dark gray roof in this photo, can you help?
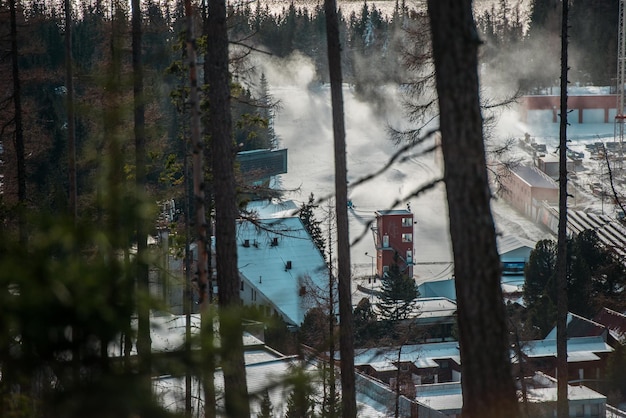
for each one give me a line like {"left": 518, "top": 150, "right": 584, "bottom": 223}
{"left": 512, "top": 164, "right": 558, "bottom": 189}
{"left": 375, "top": 209, "right": 411, "bottom": 216}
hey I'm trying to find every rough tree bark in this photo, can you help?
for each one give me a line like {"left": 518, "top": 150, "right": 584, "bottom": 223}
{"left": 9, "top": 0, "right": 26, "bottom": 244}
{"left": 131, "top": 0, "right": 152, "bottom": 387}
{"left": 201, "top": 3, "right": 217, "bottom": 417}
{"left": 64, "top": 0, "right": 77, "bottom": 221}
{"left": 182, "top": 1, "right": 216, "bottom": 416}
{"left": 183, "top": 147, "right": 193, "bottom": 418}
{"left": 206, "top": 0, "right": 250, "bottom": 415}
{"left": 63, "top": 0, "right": 82, "bottom": 388}
{"left": 183, "top": 0, "right": 208, "bottom": 310}
{"left": 556, "top": 0, "right": 569, "bottom": 416}
{"left": 323, "top": 0, "right": 356, "bottom": 416}
{"left": 427, "top": 1, "right": 520, "bottom": 417}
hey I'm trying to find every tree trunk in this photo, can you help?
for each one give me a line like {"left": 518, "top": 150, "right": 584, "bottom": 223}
{"left": 323, "top": 1, "right": 356, "bottom": 417}
{"left": 184, "top": 0, "right": 208, "bottom": 310}
{"left": 63, "top": 0, "right": 82, "bottom": 389}
{"left": 132, "top": 0, "right": 152, "bottom": 387}
{"left": 183, "top": 142, "right": 193, "bottom": 418}
{"left": 9, "top": 0, "right": 26, "bottom": 244}
{"left": 206, "top": 0, "right": 250, "bottom": 415}
{"left": 101, "top": 0, "right": 126, "bottom": 377}
{"left": 427, "top": 1, "right": 519, "bottom": 417}
{"left": 556, "top": 0, "right": 569, "bottom": 416}
{"left": 64, "top": 0, "right": 77, "bottom": 221}
{"left": 201, "top": 3, "right": 217, "bottom": 417}
{"left": 182, "top": 0, "right": 215, "bottom": 416}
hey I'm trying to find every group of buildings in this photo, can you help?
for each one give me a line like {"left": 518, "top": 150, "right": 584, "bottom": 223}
{"left": 147, "top": 194, "right": 626, "bottom": 417}
{"left": 141, "top": 89, "right": 626, "bottom": 416}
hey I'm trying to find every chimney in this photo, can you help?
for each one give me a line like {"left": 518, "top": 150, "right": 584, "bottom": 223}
{"left": 285, "top": 260, "right": 292, "bottom": 270}
{"left": 271, "top": 237, "right": 279, "bottom": 246}
{"left": 243, "top": 239, "right": 250, "bottom": 247}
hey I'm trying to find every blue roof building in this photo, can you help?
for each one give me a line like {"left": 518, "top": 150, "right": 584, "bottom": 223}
{"left": 236, "top": 216, "right": 331, "bottom": 327}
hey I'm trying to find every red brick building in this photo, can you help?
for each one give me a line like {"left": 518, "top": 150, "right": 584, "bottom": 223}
{"left": 519, "top": 94, "right": 617, "bottom": 124}
{"left": 498, "top": 164, "right": 559, "bottom": 219}
{"left": 372, "top": 209, "right": 414, "bottom": 278}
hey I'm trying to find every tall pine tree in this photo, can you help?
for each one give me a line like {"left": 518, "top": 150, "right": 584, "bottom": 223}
{"left": 256, "top": 388, "right": 274, "bottom": 418}
{"left": 377, "top": 252, "right": 419, "bottom": 321}
{"left": 299, "top": 193, "right": 326, "bottom": 257}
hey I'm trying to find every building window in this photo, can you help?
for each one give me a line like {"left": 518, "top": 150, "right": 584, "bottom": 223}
{"left": 402, "top": 233, "right": 413, "bottom": 243}
{"left": 383, "top": 235, "right": 390, "bottom": 248}
{"left": 240, "top": 281, "right": 244, "bottom": 291}
{"left": 502, "top": 261, "right": 525, "bottom": 275}
{"left": 402, "top": 217, "right": 412, "bottom": 227}
{"left": 406, "top": 250, "right": 413, "bottom": 263}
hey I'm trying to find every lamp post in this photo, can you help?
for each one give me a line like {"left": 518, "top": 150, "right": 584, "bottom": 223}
{"left": 365, "top": 252, "right": 375, "bottom": 300}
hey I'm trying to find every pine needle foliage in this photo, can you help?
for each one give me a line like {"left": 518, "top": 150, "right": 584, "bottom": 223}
{"left": 299, "top": 193, "right": 326, "bottom": 258}
{"left": 256, "top": 388, "right": 274, "bottom": 418}
{"left": 376, "top": 252, "right": 419, "bottom": 322}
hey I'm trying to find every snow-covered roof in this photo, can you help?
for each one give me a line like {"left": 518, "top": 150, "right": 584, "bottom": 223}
{"left": 501, "top": 280, "right": 524, "bottom": 293}
{"left": 415, "top": 383, "right": 463, "bottom": 414}
{"left": 527, "top": 385, "right": 607, "bottom": 403}
{"left": 354, "top": 335, "right": 612, "bottom": 376}
{"left": 156, "top": 355, "right": 390, "bottom": 417}
{"left": 402, "top": 297, "right": 457, "bottom": 324}
{"left": 497, "top": 235, "right": 536, "bottom": 256}
{"left": 366, "top": 356, "right": 440, "bottom": 372}
{"left": 511, "top": 164, "right": 558, "bottom": 190}
{"left": 154, "top": 354, "right": 309, "bottom": 416}
{"left": 108, "top": 313, "right": 264, "bottom": 356}
{"left": 354, "top": 341, "right": 461, "bottom": 370}
{"left": 538, "top": 154, "right": 560, "bottom": 163}
{"left": 414, "top": 372, "right": 607, "bottom": 415}
{"left": 521, "top": 336, "right": 613, "bottom": 361}
{"left": 375, "top": 209, "right": 411, "bottom": 216}
{"left": 593, "top": 307, "right": 626, "bottom": 344}
{"left": 567, "top": 211, "right": 626, "bottom": 259}
{"left": 246, "top": 199, "right": 299, "bottom": 219}
{"left": 237, "top": 216, "right": 329, "bottom": 326}
{"left": 545, "top": 312, "right": 608, "bottom": 340}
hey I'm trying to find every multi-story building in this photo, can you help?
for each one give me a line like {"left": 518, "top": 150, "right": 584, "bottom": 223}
{"left": 498, "top": 163, "right": 558, "bottom": 219}
{"left": 519, "top": 92, "right": 617, "bottom": 124}
{"left": 372, "top": 209, "right": 414, "bottom": 278}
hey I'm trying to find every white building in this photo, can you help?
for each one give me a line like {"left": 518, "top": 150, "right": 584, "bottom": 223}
{"left": 236, "top": 215, "right": 331, "bottom": 327}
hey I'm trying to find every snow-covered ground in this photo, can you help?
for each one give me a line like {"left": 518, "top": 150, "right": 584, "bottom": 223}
{"left": 261, "top": 53, "right": 619, "bottom": 287}
{"left": 511, "top": 119, "right": 622, "bottom": 217}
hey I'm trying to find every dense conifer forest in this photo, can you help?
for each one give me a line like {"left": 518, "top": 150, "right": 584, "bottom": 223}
{"left": 0, "top": 0, "right": 620, "bottom": 213}
{"left": 0, "top": 0, "right": 619, "bottom": 211}
{"left": 0, "top": 0, "right": 623, "bottom": 416}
